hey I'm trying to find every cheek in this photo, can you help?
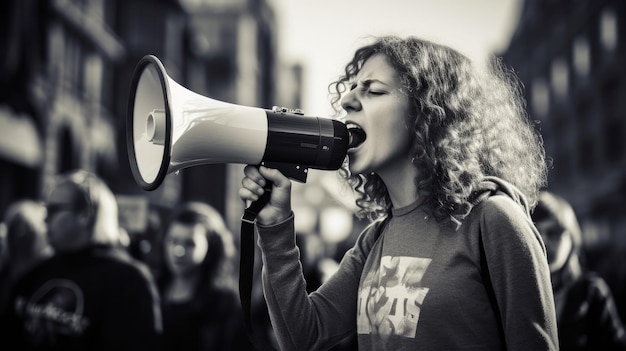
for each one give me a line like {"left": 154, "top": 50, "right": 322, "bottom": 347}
{"left": 48, "top": 214, "right": 73, "bottom": 239}
{"left": 163, "top": 245, "right": 178, "bottom": 270}
{"left": 381, "top": 98, "right": 411, "bottom": 142}
{"left": 378, "top": 118, "right": 411, "bottom": 154}
{"left": 165, "top": 247, "right": 197, "bottom": 276}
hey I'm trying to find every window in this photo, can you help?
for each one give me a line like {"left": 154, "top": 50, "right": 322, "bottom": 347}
{"left": 573, "top": 36, "right": 590, "bottom": 77}
{"left": 84, "top": 54, "right": 103, "bottom": 102}
{"left": 600, "top": 8, "right": 618, "bottom": 52}
{"left": 550, "top": 57, "right": 569, "bottom": 99}
{"left": 531, "top": 78, "right": 550, "bottom": 118}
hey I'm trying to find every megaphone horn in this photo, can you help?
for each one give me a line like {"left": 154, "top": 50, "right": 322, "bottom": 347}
{"left": 127, "top": 55, "right": 351, "bottom": 191}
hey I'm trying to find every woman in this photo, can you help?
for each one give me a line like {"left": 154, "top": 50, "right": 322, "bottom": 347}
{"left": 158, "top": 201, "right": 253, "bottom": 351}
{"left": 533, "top": 191, "right": 626, "bottom": 350}
{"left": 240, "top": 36, "right": 558, "bottom": 350}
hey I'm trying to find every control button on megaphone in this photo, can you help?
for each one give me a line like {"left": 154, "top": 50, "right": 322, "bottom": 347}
{"left": 127, "top": 55, "right": 350, "bottom": 190}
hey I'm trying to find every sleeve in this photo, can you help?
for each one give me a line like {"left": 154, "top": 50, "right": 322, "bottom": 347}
{"left": 480, "top": 196, "right": 559, "bottom": 351}
{"left": 256, "top": 214, "right": 381, "bottom": 351}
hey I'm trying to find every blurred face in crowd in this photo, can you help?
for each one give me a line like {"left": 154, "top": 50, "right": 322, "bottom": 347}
{"left": 46, "top": 184, "right": 92, "bottom": 252}
{"left": 5, "top": 200, "right": 48, "bottom": 260}
{"left": 535, "top": 217, "right": 572, "bottom": 273}
{"left": 164, "top": 221, "right": 209, "bottom": 277}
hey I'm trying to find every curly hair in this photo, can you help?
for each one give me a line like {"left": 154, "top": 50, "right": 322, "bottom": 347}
{"left": 330, "top": 36, "right": 547, "bottom": 226}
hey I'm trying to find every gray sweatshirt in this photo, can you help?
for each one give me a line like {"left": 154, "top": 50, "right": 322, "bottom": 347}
{"left": 256, "top": 177, "right": 559, "bottom": 350}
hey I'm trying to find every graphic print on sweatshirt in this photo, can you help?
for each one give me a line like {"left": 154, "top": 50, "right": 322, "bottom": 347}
{"left": 14, "top": 278, "right": 90, "bottom": 343}
{"left": 357, "top": 256, "right": 431, "bottom": 341}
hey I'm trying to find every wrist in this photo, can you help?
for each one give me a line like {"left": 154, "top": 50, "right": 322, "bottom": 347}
{"left": 256, "top": 212, "right": 295, "bottom": 250}
{"left": 257, "top": 211, "right": 293, "bottom": 227}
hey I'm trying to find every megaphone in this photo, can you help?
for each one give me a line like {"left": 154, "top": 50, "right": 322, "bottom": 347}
{"left": 127, "top": 55, "right": 352, "bottom": 190}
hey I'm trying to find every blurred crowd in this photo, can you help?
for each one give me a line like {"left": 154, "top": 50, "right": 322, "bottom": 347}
{"left": 0, "top": 169, "right": 353, "bottom": 351}
{"left": 0, "top": 168, "right": 625, "bottom": 350}
{"left": 0, "top": 169, "right": 257, "bottom": 350}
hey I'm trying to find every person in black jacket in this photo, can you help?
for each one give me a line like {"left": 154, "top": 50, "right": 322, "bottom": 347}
{"left": 1, "top": 169, "right": 162, "bottom": 350}
{"left": 533, "top": 190, "right": 626, "bottom": 350}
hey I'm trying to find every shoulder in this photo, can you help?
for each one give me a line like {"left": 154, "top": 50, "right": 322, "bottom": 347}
{"left": 478, "top": 194, "right": 526, "bottom": 217}
{"left": 11, "top": 254, "right": 60, "bottom": 287}
{"left": 93, "top": 247, "right": 157, "bottom": 287}
{"left": 471, "top": 194, "right": 532, "bottom": 231}
{"left": 465, "top": 194, "right": 545, "bottom": 253}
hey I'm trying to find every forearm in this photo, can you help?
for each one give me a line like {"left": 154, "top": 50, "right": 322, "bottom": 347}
{"left": 257, "top": 215, "right": 357, "bottom": 351}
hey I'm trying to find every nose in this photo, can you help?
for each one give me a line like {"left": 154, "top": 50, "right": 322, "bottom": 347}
{"left": 173, "top": 244, "right": 186, "bottom": 257}
{"left": 340, "top": 88, "right": 361, "bottom": 112}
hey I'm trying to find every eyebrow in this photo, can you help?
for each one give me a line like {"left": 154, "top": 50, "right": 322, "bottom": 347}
{"left": 350, "top": 79, "right": 391, "bottom": 89}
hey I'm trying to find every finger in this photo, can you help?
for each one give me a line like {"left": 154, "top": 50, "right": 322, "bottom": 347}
{"left": 238, "top": 187, "right": 259, "bottom": 202}
{"left": 243, "top": 164, "right": 258, "bottom": 176}
{"left": 243, "top": 165, "right": 266, "bottom": 187}
{"left": 241, "top": 177, "right": 266, "bottom": 196}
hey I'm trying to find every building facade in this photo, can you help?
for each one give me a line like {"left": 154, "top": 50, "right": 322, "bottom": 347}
{"left": 0, "top": 0, "right": 282, "bottom": 245}
{"left": 500, "top": 0, "right": 626, "bottom": 316}
{"left": 502, "top": 0, "right": 626, "bottom": 249}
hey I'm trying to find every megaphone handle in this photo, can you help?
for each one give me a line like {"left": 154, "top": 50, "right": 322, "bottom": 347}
{"left": 240, "top": 184, "right": 276, "bottom": 351}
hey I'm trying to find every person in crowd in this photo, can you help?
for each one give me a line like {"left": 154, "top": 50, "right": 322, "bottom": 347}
{"left": 1, "top": 169, "right": 162, "bottom": 350}
{"left": 239, "top": 35, "right": 558, "bottom": 350}
{"left": 532, "top": 190, "right": 626, "bottom": 350}
{"left": 0, "top": 199, "right": 53, "bottom": 316}
{"left": 158, "top": 201, "right": 254, "bottom": 351}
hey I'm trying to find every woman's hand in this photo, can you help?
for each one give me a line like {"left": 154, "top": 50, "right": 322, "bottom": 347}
{"left": 239, "top": 165, "right": 292, "bottom": 226}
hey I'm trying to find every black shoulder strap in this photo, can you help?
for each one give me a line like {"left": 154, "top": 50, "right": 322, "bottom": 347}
{"left": 240, "top": 188, "right": 276, "bottom": 351}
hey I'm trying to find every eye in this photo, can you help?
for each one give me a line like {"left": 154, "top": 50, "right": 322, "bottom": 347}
{"left": 367, "top": 89, "right": 384, "bottom": 96}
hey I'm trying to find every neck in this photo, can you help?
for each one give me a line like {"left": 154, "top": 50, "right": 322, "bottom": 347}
{"left": 379, "top": 161, "right": 419, "bottom": 209}
{"left": 167, "top": 273, "right": 198, "bottom": 302}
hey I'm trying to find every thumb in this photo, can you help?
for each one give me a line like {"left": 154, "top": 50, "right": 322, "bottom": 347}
{"left": 258, "top": 166, "right": 291, "bottom": 189}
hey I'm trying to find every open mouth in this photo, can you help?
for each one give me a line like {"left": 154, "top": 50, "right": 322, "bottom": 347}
{"left": 347, "top": 123, "right": 366, "bottom": 149}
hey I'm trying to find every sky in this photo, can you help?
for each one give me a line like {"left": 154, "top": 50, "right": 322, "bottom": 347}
{"left": 267, "top": 0, "right": 524, "bottom": 117}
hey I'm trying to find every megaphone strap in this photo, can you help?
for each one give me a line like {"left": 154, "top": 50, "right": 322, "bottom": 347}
{"left": 240, "top": 187, "right": 276, "bottom": 351}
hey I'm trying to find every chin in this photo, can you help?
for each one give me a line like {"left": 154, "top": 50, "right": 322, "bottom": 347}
{"left": 347, "top": 158, "right": 368, "bottom": 176}
{"left": 348, "top": 165, "right": 367, "bottom": 177}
